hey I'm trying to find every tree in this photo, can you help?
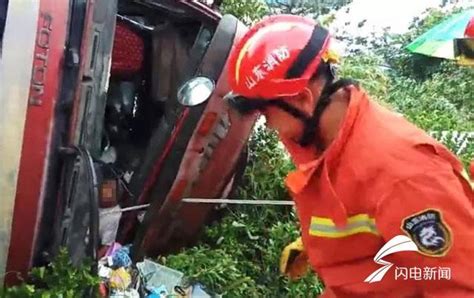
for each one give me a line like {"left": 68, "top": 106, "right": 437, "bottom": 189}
{"left": 267, "top": 0, "right": 352, "bottom": 16}
{"left": 219, "top": 0, "right": 353, "bottom": 23}
{"left": 220, "top": 0, "right": 269, "bottom": 25}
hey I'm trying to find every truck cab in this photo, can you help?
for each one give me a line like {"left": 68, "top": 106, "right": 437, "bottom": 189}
{"left": 0, "top": 0, "right": 255, "bottom": 284}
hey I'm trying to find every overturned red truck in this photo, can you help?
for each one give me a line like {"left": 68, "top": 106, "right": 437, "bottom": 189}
{"left": 0, "top": 0, "right": 256, "bottom": 284}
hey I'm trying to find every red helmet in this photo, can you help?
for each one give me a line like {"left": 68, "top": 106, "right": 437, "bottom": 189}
{"left": 227, "top": 14, "right": 334, "bottom": 99}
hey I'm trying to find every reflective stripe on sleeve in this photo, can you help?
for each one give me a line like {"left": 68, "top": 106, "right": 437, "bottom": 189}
{"left": 309, "top": 214, "right": 379, "bottom": 238}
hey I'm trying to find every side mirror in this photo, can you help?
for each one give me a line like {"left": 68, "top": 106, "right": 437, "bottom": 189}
{"left": 177, "top": 77, "right": 215, "bottom": 107}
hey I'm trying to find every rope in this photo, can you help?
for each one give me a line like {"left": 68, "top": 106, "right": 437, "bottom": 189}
{"left": 100, "top": 198, "right": 295, "bottom": 215}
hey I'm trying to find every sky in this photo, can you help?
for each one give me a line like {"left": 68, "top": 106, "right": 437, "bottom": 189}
{"left": 330, "top": 0, "right": 442, "bottom": 34}
{"left": 330, "top": 0, "right": 472, "bottom": 34}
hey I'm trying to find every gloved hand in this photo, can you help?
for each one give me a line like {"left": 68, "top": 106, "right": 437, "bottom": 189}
{"left": 280, "top": 237, "right": 309, "bottom": 280}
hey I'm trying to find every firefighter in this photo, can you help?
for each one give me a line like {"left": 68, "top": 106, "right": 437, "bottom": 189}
{"left": 224, "top": 15, "right": 474, "bottom": 297}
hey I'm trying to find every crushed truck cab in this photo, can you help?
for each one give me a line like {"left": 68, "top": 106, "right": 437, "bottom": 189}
{"left": 0, "top": 0, "right": 256, "bottom": 284}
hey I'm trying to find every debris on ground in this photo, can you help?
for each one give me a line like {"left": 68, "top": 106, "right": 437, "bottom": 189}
{"left": 98, "top": 242, "right": 214, "bottom": 297}
{"left": 136, "top": 259, "right": 184, "bottom": 294}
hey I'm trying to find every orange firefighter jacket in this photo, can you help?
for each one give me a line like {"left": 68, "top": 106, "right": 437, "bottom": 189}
{"left": 283, "top": 85, "right": 474, "bottom": 297}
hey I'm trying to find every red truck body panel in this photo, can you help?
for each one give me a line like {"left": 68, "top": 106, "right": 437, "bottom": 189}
{"left": 6, "top": 0, "right": 69, "bottom": 284}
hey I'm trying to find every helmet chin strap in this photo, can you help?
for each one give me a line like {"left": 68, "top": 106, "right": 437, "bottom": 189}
{"left": 297, "top": 82, "right": 331, "bottom": 149}
{"left": 298, "top": 78, "right": 359, "bottom": 149}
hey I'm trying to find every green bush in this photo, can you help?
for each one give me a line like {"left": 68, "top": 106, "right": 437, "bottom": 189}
{"left": 339, "top": 54, "right": 390, "bottom": 101}
{"left": 1, "top": 249, "right": 99, "bottom": 298}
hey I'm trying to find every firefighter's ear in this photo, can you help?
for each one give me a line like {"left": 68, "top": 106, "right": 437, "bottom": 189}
{"left": 298, "top": 87, "right": 315, "bottom": 116}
